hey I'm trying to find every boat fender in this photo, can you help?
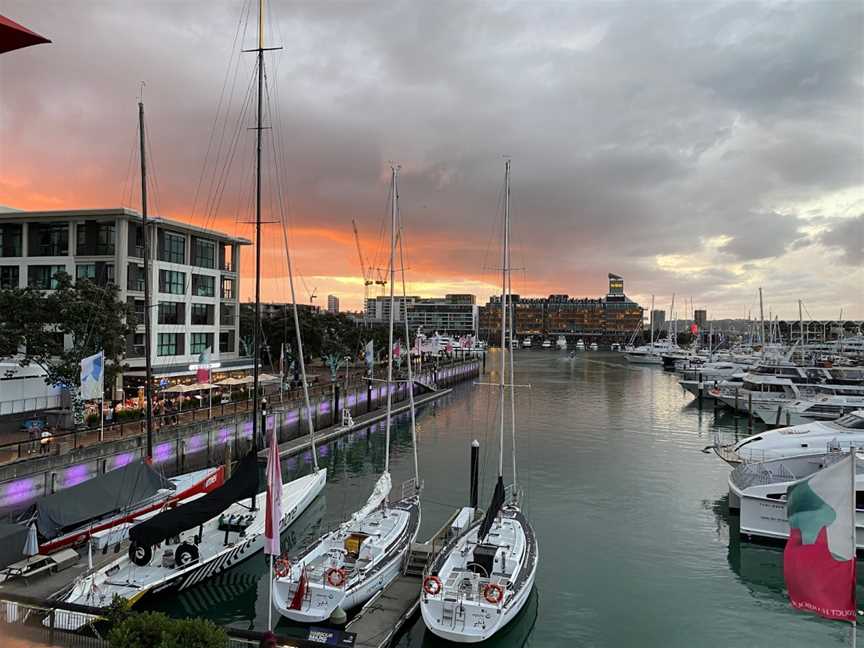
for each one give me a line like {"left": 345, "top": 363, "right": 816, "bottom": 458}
{"left": 175, "top": 542, "right": 199, "bottom": 566}
{"left": 423, "top": 575, "right": 442, "bottom": 596}
{"left": 483, "top": 583, "right": 504, "bottom": 605}
{"left": 129, "top": 541, "right": 152, "bottom": 567}
{"left": 326, "top": 567, "right": 347, "bottom": 588}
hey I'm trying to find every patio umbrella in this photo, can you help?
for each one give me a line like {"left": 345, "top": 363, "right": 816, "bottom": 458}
{"left": 258, "top": 373, "right": 280, "bottom": 383}
{"left": 0, "top": 14, "right": 50, "bottom": 54}
{"left": 23, "top": 522, "right": 38, "bottom": 557}
{"left": 216, "top": 377, "right": 247, "bottom": 386}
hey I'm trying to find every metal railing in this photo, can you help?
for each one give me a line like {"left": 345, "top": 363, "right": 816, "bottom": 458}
{"left": 0, "top": 395, "right": 63, "bottom": 416}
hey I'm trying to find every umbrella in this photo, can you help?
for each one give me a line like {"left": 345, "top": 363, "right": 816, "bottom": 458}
{"left": 162, "top": 384, "right": 200, "bottom": 394}
{"left": 23, "top": 522, "right": 38, "bottom": 557}
{"left": 216, "top": 377, "right": 247, "bottom": 386}
{"left": 188, "top": 382, "right": 216, "bottom": 390}
{"left": 258, "top": 373, "right": 280, "bottom": 383}
{"left": 0, "top": 14, "right": 50, "bottom": 54}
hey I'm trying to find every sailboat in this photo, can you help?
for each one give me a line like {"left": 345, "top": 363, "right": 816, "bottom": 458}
{"left": 57, "top": 7, "right": 328, "bottom": 624}
{"left": 420, "top": 160, "right": 538, "bottom": 642}
{"left": 272, "top": 165, "right": 422, "bottom": 624}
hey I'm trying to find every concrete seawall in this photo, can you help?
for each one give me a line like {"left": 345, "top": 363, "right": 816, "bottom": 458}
{"left": 0, "top": 359, "right": 481, "bottom": 514}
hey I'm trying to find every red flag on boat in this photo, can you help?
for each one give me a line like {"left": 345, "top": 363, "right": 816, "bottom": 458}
{"left": 290, "top": 566, "right": 307, "bottom": 609}
{"left": 264, "top": 429, "right": 283, "bottom": 556}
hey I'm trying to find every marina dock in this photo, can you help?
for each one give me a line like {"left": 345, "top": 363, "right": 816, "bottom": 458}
{"left": 347, "top": 509, "right": 462, "bottom": 648}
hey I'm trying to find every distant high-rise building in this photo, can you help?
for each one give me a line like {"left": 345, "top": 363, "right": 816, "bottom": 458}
{"left": 694, "top": 309, "right": 707, "bottom": 328}
{"left": 327, "top": 294, "right": 339, "bottom": 314}
{"left": 650, "top": 310, "right": 666, "bottom": 331}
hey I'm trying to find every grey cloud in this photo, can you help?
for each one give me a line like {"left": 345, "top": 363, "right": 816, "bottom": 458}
{"left": 819, "top": 215, "right": 864, "bottom": 266}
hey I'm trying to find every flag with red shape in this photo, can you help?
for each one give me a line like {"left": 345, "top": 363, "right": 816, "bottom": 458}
{"left": 783, "top": 453, "right": 856, "bottom": 622}
{"left": 264, "top": 429, "right": 283, "bottom": 555}
{"left": 196, "top": 347, "right": 211, "bottom": 383}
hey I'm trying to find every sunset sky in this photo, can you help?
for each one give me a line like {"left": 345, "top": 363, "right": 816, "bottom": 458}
{"left": 1, "top": 1, "right": 861, "bottom": 319}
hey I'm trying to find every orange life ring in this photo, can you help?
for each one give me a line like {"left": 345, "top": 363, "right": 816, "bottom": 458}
{"left": 326, "top": 567, "right": 347, "bottom": 588}
{"left": 274, "top": 557, "right": 291, "bottom": 578}
{"left": 484, "top": 583, "right": 504, "bottom": 605}
{"left": 423, "top": 575, "right": 442, "bottom": 596}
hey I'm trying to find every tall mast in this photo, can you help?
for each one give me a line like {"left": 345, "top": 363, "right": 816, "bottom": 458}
{"left": 760, "top": 289, "right": 766, "bottom": 349}
{"left": 506, "top": 161, "right": 516, "bottom": 499}
{"left": 383, "top": 165, "right": 398, "bottom": 477}
{"left": 251, "top": 0, "right": 264, "bottom": 448}
{"left": 498, "top": 161, "right": 510, "bottom": 479}
{"left": 138, "top": 99, "right": 154, "bottom": 460}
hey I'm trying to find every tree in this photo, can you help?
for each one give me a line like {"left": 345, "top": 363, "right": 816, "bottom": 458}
{"left": 0, "top": 271, "right": 135, "bottom": 389}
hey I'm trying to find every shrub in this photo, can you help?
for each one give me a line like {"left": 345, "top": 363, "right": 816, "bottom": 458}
{"left": 108, "top": 611, "right": 226, "bottom": 648}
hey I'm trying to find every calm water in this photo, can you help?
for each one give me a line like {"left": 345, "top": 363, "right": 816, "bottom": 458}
{"left": 147, "top": 352, "right": 860, "bottom": 647}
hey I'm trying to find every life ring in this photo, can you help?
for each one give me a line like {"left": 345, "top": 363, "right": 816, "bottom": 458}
{"left": 274, "top": 557, "right": 291, "bottom": 578}
{"left": 326, "top": 567, "right": 347, "bottom": 588}
{"left": 484, "top": 583, "right": 504, "bottom": 605}
{"left": 423, "top": 575, "right": 442, "bottom": 596}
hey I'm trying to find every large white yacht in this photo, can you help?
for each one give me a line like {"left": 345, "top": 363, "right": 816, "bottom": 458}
{"left": 753, "top": 395, "right": 864, "bottom": 426}
{"left": 273, "top": 165, "right": 421, "bottom": 625}
{"left": 421, "top": 160, "right": 537, "bottom": 644}
{"left": 731, "top": 410, "right": 864, "bottom": 462}
{"left": 728, "top": 450, "right": 864, "bottom": 547}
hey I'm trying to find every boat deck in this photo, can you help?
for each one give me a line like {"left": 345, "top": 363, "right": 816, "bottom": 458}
{"left": 346, "top": 509, "right": 463, "bottom": 648}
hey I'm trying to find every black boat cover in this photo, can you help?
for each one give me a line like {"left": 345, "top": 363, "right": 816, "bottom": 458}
{"left": 129, "top": 451, "right": 259, "bottom": 548}
{"left": 31, "top": 460, "right": 172, "bottom": 540}
{"left": 478, "top": 475, "right": 505, "bottom": 542}
{"left": 0, "top": 522, "right": 29, "bottom": 569}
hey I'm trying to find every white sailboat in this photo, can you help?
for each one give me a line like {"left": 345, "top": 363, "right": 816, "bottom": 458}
{"left": 421, "top": 160, "right": 538, "bottom": 643}
{"left": 272, "top": 165, "right": 421, "bottom": 624}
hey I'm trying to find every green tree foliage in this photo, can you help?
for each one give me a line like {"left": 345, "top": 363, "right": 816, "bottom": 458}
{"left": 0, "top": 271, "right": 135, "bottom": 388}
{"left": 108, "top": 611, "right": 226, "bottom": 648}
{"left": 240, "top": 305, "right": 400, "bottom": 372}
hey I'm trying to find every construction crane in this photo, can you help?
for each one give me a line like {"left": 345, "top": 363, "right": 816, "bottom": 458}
{"left": 309, "top": 286, "right": 317, "bottom": 305}
{"left": 351, "top": 219, "right": 374, "bottom": 320}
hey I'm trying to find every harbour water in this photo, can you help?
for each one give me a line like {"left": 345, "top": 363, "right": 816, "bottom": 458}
{"left": 145, "top": 351, "right": 858, "bottom": 647}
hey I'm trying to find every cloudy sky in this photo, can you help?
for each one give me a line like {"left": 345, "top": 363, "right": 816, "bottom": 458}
{"left": 1, "top": 1, "right": 862, "bottom": 319}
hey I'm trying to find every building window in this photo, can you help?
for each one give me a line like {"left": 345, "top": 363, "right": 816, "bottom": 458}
{"left": 0, "top": 266, "right": 19, "bottom": 289}
{"left": 76, "top": 263, "right": 114, "bottom": 285}
{"left": 157, "top": 333, "right": 182, "bottom": 356}
{"left": 29, "top": 223, "right": 69, "bottom": 256}
{"left": 129, "top": 332, "right": 145, "bottom": 358}
{"left": 129, "top": 224, "right": 145, "bottom": 258}
{"left": 127, "top": 263, "right": 144, "bottom": 292}
{"left": 219, "top": 330, "right": 235, "bottom": 353}
{"left": 159, "top": 269, "right": 186, "bottom": 295}
{"left": 28, "top": 265, "right": 66, "bottom": 290}
{"left": 191, "top": 303, "right": 214, "bottom": 325}
{"left": 76, "top": 222, "right": 115, "bottom": 255}
{"left": 158, "top": 301, "right": 184, "bottom": 325}
{"left": 159, "top": 231, "right": 185, "bottom": 264}
{"left": 191, "top": 274, "right": 215, "bottom": 297}
{"left": 219, "top": 243, "right": 234, "bottom": 272}
{"left": 128, "top": 298, "right": 145, "bottom": 324}
{"left": 191, "top": 332, "right": 213, "bottom": 354}
{"left": 192, "top": 237, "right": 216, "bottom": 268}
{"left": 220, "top": 277, "right": 234, "bottom": 300}
{"left": 220, "top": 303, "right": 235, "bottom": 326}
{"left": 0, "top": 224, "right": 23, "bottom": 257}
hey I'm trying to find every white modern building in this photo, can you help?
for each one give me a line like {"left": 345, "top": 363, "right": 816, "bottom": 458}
{"left": 0, "top": 208, "right": 250, "bottom": 399}
{"left": 364, "top": 295, "right": 419, "bottom": 324}
{"left": 407, "top": 294, "right": 478, "bottom": 336}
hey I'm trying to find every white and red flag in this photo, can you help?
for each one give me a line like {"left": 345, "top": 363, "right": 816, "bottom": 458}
{"left": 264, "top": 429, "right": 283, "bottom": 556}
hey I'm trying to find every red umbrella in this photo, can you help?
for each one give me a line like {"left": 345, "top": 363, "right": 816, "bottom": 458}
{"left": 0, "top": 14, "right": 50, "bottom": 54}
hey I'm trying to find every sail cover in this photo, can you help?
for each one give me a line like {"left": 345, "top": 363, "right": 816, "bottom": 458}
{"left": 130, "top": 451, "right": 259, "bottom": 548}
{"left": 345, "top": 472, "right": 391, "bottom": 527}
{"left": 0, "top": 522, "right": 29, "bottom": 569}
{"left": 478, "top": 476, "right": 505, "bottom": 542}
{"left": 30, "top": 460, "right": 171, "bottom": 540}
